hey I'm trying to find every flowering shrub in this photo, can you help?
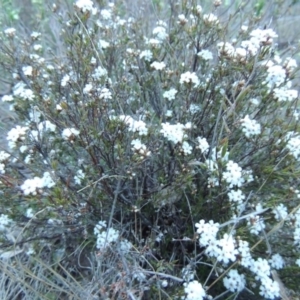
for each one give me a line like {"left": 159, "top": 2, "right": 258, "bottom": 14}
{"left": 0, "top": 0, "right": 300, "bottom": 298}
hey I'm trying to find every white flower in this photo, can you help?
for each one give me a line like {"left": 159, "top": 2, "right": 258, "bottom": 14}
{"left": 4, "top": 28, "right": 16, "bottom": 37}
{"left": 147, "top": 38, "right": 161, "bottom": 48}
{"left": 119, "top": 115, "right": 148, "bottom": 136}
{"left": 31, "top": 31, "right": 41, "bottom": 40}
{"left": 62, "top": 128, "right": 80, "bottom": 140}
{"left": 26, "top": 208, "right": 34, "bottom": 218}
{"left": 295, "top": 227, "right": 300, "bottom": 247}
{"left": 94, "top": 222, "right": 120, "bottom": 250}
{"left": 205, "top": 238, "right": 220, "bottom": 258}
{"left": 0, "top": 151, "right": 10, "bottom": 162}
{"left": 131, "top": 139, "right": 143, "bottom": 150}
{"left": 286, "top": 135, "right": 300, "bottom": 159}
{"left": 61, "top": 74, "right": 70, "bottom": 87}
{"left": 160, "top": 122, "right": 188, "bottom": 144}
{"left": 251, "top": 258, "right": 271, "bottom": 280}
{"left": 196, "top": 137, "right": 209, "bottom": 154}
{"left": 13, "top": 82, "right": 35, "bottom": 101}
{"left": 94, "top": 220, "right": 107, "bottom": 233}
{"left": 241, "top": 39, "right": 259, "bottom": 56}
{"left": 247, "top": 215, "right": 265, "bottom": 235}
{"left": 217, "top": 233, "right": 238, "bottom": 264}
{"left": 100, "top": 9, "right": 111, "bottom": 20}
{"left": 132, "top": 270, "right": 146, "bottom": 282}
{"left": 152, "top": 25, "right": 168, "bottom": 41}
{"left": 223, "top": 269, "right": 246, "bottom": 292}
{"left": 26, "top": 247, "right": 36, "bottom": 256}
{"left": 189, "top": 104, "right": 201, "bottom": 114}
{"left": 83, "top": 83, "right": 93, "bottom": 94}
{"left": 119, "top": 239, "right": 132, "bottom": 253}
{"left": 150, "top": 61, "right": 166, "bottom": 71}
{"left": 28, "top": 108, "right": 41, "bottom": 123}
{"left": 163, "top": 88, "right": 177, "bottom": 100}
{"left": 92, "top": 66, "right": 108, "bottom": 79}
{"left": 273, "top": 86, "right": 298, "bottom": 102}
{"left": 273, "top": 203, "right": 288, "bottom": 221}
{"left": 74, "top": 0, "right": 97, "bottom": 15}
{"left": 240, "top": 115, "right": 261, "bottom": 138}
{"left": 222, "top": 160, "right": 244, "bottom": 188}
{"left": 7, "top": 125, "right": 28, "bottom": 148}
{"left": 0, "top": 163, "right": 5, "bottom": 174}
{"left": 161, "top": 280, "right": 168, "bottom": 288}
{"left": 33, "top": 44, "right": 42, "bottom": 52}
{"left": 259, "top": 277, "right": 280, "bottom": 299}
{"left": 22, "top": 66, "right": 33, "bottom": 76}
{"left": 228, "top": 189, "right": 245, "bottom": 203}
{"left": 0, "top": 214, "right": 12, "bottom": 231}
{"left": 241, "top": 25, "right": 248, "bottom": 32}
{"left": 131, "top": 139, "right": 151, "bottom": 156}
{"left": 183, "top": 280, "right": 206, "bottom": 300}
{"left": 203, "top": 13, "right": 219, "bottom": 25}
{"left": 250, "top": 98, "right": 260, "bottom": 106}
{"left": 264, "top": 65, "right": 286, "bottom": 89}
{"left": 182, "top": 141, "right": 192, "bottom": 155}
{"left": 196, "top": 5, "right": 202, "bottom": 15}
{"left": 182, "top": 265, "right": 195, "bottom": 282}
{"left": 29, "top": 53, "right": 44, "bottom": 64}
{"left": 237, "top": 240, "right": 253, "bottom": 268}
{"left": 234, "top": 47, "right": 247, "bottom": 61}
{"left": 165, "top": 110, "right": 173, "bottom": 117}
{"left": 269, "top": 254, "right": 285, "bottom": 270}
{"left": 21, "top": 177, "right": 44, "bottom": 195}
{"left": 185, "top": 122, "right": 192, "bottom": 129}
{"left": 99, "top": 87, "right": 112, "bottom": 100}
{"left": 42, "top": 172, "right": 56, "bottom": 188}
{"left": 180, "top": 71, "right": 199, "bottom": 87}
{"left": 250, "top": 28, "right": 278, "bottom": 45}
{"left": 195, "top": 220, "right": 219, "bottom": 247}
{"left": 155, "top": 231, "right": 164, "bottom": 243}
{"left": 284, "top": 57, "right": 297, "bottom": 72}
{"left": 24, "top": 154, "right": 33, "bottom": 164}
{"left": 197, "top": 49, "right": 213, "bottom": 60}
{"left": 99, "top": 39, "right": 109, "bottom": 49}
{"left": 178, "top": 14, "right": 188, "bottom": 24}
{"left": 1, "top": 95, "right": 14, "bottom": 102}
{"left": 21, "top": 172, "right": 55, "bottom": 195}
{"left": 74, "top": 169, "right": 85, "bottom": 185}
{"left": 217, "top": 42, "right": 235, "bottom": 57}
{"left": 139, "top": 50, "right": 153, "bottom": 62}
{"left": 37, "top": 120, "right": 56, "bottom": 133}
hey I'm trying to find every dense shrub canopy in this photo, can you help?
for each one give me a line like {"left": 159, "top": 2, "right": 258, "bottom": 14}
{"left": 0, "top": 0, "right": 300, "bottom": 299}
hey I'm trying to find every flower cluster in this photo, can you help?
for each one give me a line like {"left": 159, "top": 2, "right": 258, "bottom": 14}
{"left": 74, "top": 0, "right": 97, "bottom": 15}
{"left": 94, "top": 221, "right": 120, "bottom": 250}
{"left": 223, "top": 269, "right": 246, "bottom": 292}
{"left": 7, "top": 125, "right": 29, "bottom": 149}
{"left": 20, "top": 172, "right": 56, "bottom": 195}
{"left": 195, "top": 220, "right": 281, "bottom": 298}
{"left": 179, "top": 71, "right": 200, "bottom": 87}
{"left": 94, "top": 220, "right": 132, "bottom": 253}
{"left": 285, "top": 133, "right": 300, "bottom": 160}
{"left": 0, "top": 214, "right": 12, "bottom": 231}
{"left": 118, "top": 115, "right": 148, "bottom": 136}
{"left": 222, "top": 160, "right": 245, "bottom": 188}
{"left": 183, "top": 280, "right": 206, "bottom": 300}
{"left": 160, "top": 122, "right": 191, "bottom": 144}
{"left": 240, "top": 115, "right": 261, "bottom": 138}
